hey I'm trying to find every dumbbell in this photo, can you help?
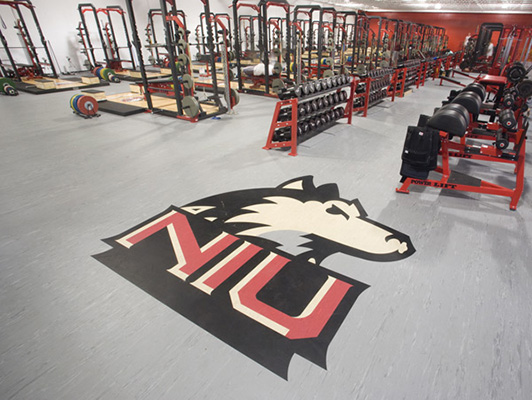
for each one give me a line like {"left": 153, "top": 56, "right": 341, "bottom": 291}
{"left": 317, "top": 97, "right": 324, "bottom": 110}
{"left": 273, "top": 127, "right": 291, "bottom": 142}
{"left": 298, "top": 104, "right": 307, "bottom": 118}
{"left": 279, "top": 85, "right": 295, "bottom": 101}
{"left": 301, "top": 121, "right": 310, "bottom": 135}
{"left": 311, "top": 99, "right": 319, "bottom": 112}
{"left": 336, "top": 106, "right": 345, "bottom": 119}
{"left": 315, "top": 80, "right": 322, "bottom": 92}
{"left": 277, "top": 109, "right": 292, "bottom": 121}
{"left": 495, "top": 130, "right": 509, "bottom": 150}
{"left": 313, "top": 116, "right": 321, "bottom": 130}
{"left": 499, "top": 108, "right": 517, "bottom": 130}
{"left": 322, "top": 95, "right": 330, "bottom": 108}
{"left": 502, "top": 92, "right": 515, "bottom": 109}
{"left": 340, "top": 90, "right": 348, "bottom": 102}
{"left": 333, "top": 92, "right": 340, "bottom": 104}
{"left": 301, "top": 82, "right": 311, "bottom": 96}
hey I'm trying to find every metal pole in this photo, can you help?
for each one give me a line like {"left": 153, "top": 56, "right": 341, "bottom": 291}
{"left": 232, "top": 0, "right": 243, "bottom": 91}
{"left": 14, "top": 3, "right": 43, "bottom": 75}
{"left": 124, "top": 0, "right": 153, "bottom": 110}
{"left": 0, "top": 26, "right": 21, "bottom": 79}
{"left": 203, "top": 0, "right": 222, "bottom": 108}
{"left": 160, "top": 0, "right": 184, "bottom": 115}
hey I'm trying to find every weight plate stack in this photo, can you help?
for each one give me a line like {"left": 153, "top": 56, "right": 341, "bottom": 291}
{"left": 70, "top": 94, "right": 99, "bottom": 116}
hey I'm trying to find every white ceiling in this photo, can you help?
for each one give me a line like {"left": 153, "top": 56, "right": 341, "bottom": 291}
{"left": 300, "top": 0, "right": 532, "bottom": 13}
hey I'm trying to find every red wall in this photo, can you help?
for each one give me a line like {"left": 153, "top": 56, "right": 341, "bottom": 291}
{"left": 367, "top": 12, "right": 532, "bottom": 52}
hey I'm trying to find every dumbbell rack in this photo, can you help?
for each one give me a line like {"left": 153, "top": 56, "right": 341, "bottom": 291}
{"left": 422, "top": 59, "right": 440, "bottom": 82}
{"left": 353, "top": 68, "right": 394, "bottom": 117}
{"left": 395, "top": 60, "right": 421, "bottom": 98}
{"left": 263, "top": 77, "right": 356, "bottom": 156}
{"left": 415, "top": 60, "right": 432, "bottom": 88}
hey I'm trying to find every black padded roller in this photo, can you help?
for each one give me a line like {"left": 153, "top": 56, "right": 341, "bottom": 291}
{"left": 462, "top": 83, "right": 486, "bottom": 101}
{"left": 441, "top": 103, "right": 470, "bottom": 126}
{"left": 452, "top": 92, "right": 481, "bottom": 116}
{"left": 427, "top": 104, "right": 469, "bottom": 137}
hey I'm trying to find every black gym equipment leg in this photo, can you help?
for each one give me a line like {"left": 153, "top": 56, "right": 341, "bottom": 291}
{"left": 123, "top": 0, "right": 153, "bottom": 110}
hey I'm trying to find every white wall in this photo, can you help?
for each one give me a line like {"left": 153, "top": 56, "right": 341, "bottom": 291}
{"left": 0, "top": 0, "right": 334, "bottom": 74}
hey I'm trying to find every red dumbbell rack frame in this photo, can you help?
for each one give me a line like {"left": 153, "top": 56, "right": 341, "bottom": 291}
{"left": 263, "top": 79, "right": 356, "bottom": 156}
{"left": 352, "top": 76, "right": 370, "bottom": 117}
{"left": 353, "top": 72, "right": 395, "bottom": 117}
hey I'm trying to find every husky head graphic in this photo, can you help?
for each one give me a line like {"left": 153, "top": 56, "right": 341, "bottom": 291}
{"left": 182, "top": 176, "right": 415, "bottom": 264}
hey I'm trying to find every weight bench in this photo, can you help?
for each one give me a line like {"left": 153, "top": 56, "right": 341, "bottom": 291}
{"left": 398, "top": 103, "right": 527, "bottom": 210}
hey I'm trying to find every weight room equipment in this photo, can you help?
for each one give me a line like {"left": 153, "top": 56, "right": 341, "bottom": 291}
{"left": 263, "top": 74, "right": 355, "bottom": 156}
{"left": 0, "top": 0, "right": 111, "bottom": 94}
{"left": 0, "top": 0, "right": 58, "bottom": 81}
{"left": 144, "top": 8, "right": 168, "bottom": 68}
{"left": 0, "top": 76, "right": 18, "bottom": 95}
{"left": 352, "top": 67, "right": 394, "bottom": 116}
{"left": 77, "top": 4, "right": 136, "bottom": 73}
{"left": 459, "top": 22, "right": 532, "bottom": 76}
{"left": 232, "top": 0, "right": 291, "bottom": 97}
{"left": 397, "top": 73, "right": 530, "bottom": 210}
{"left": 111, "top": 0, "right": 228, "bottom": 122}
{"left": 92, "top": 66, "right": 120, "bottom": 83}
{"left": 70, "top": 94, "right": 100, "bottom": 118}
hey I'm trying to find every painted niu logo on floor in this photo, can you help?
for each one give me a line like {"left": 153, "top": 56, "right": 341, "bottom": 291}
{"left": 93, "top": 176, "right": 415, "bottom": 378}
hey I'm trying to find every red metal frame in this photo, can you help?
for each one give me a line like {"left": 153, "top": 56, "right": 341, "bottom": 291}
{"left": 352, "top": 77, "right": 370, "bottom": 117}
{"left": 396, "top": 128, "right": 526, "bottom": 210}
{"left": 395, "top": 67, "right": 407, "bottom": 97}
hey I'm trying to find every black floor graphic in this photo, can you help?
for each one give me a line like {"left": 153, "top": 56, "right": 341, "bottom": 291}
{"left": 93, "top": 177, "right": 415, "bottom": 379}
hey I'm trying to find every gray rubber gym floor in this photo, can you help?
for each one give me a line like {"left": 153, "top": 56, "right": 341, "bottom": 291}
{"left": 1, "top": 75, "right": 531, "bottom": 400}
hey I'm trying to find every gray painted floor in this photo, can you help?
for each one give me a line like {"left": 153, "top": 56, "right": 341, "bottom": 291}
{"left": 1, "top": 76, "right": 531, "bottom": 400}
